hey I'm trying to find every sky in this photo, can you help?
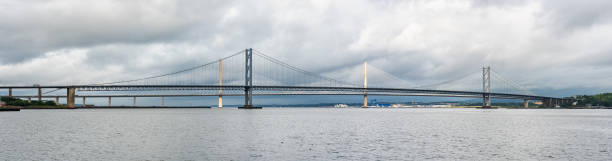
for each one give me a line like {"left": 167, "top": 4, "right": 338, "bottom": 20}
{"left": 1, "top": 0, "right": 612, "bottom": 100}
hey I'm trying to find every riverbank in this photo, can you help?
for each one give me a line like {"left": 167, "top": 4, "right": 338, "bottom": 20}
{"left": 0, "top": 106, "right": 20, "bottom": 111}
{"left": 84, "top": 106, "right": 211, "bottom": 109}
{"left": 3, "top": 105, "right": 213, "bottom": 109}
{"left": 3, "top": 105, "right": 609, "bottom": 109}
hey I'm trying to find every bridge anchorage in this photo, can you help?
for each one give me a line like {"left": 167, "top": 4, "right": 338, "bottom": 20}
{"left": 0, "top": 48, "right": 573, "bottom": 108}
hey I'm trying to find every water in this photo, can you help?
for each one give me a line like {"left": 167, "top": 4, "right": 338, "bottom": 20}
{"left": 1, "top": 108, "right": 611, "bottom": 161}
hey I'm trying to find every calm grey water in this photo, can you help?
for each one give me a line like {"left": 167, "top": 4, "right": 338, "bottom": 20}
{"left": 1, "top": 108, "right": 611, "bottom": 161}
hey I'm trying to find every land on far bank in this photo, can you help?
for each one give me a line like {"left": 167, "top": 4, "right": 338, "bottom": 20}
{"left": 3, "top": 94, "right": 612, "bottom": 109}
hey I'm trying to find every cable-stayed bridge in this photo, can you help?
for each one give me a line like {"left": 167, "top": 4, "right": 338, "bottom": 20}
{"left": 0, "top": 48, "right": 571, "bottom": 108}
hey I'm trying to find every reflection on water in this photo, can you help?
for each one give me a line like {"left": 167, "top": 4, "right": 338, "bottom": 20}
{"left": 1, "top": 108, "right": 611, "bottom": 160}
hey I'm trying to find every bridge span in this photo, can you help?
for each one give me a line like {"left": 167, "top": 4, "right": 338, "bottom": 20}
{"left": 0, "top": 85, "right": 571, "bottom": 108}
{"left": 0, "top": 48, "right": 573, "bottom": 108}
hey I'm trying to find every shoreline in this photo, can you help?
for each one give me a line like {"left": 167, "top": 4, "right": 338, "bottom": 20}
{"left": 3, "top": 106, "right": 212, "bottom": 109}
{"left": 3, "top": 105, "right": 609, "bottom": 110}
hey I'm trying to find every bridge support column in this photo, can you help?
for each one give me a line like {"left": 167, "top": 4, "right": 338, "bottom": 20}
{"left": 161, "top": 96, "right": 165, "bottom": 106}
{"left": 524, "top": 99, "right": 529, "bottom": 108}
{"left": 8, "top": 88, "right": 12, "bottom": 97}
{"left": 364, "top": 95, "right": 368, "bottom": 108}
{"left": 239, "top": 48, "right": 261, "bottom": 109}
{"left": 28, "top": 97, "right": 31, "bottom": 102}
{"left": 37, "top": 88, "right": 42, "bottom": 102}
{"left": 550, "top": 98, "right": 554, "bottom": 108}
{"left": 218, "top": 59, "right": 223, "bottom": 108}
{"left": 542, "top": 98, "right": 552, "bottom": 108}
{"left": 67, "top": 87, "right": 75, "bottom": 108}
{"left": 82, "top": 97, "right": 86, "bottom": 107}
{"left": 133, "top": 97, "right": 136, "bottom": 107}
{"left": 56, "top": 96, "right": 59, "bottom": 105}
{"left": 218, "top": 95, "right": 223, "bottom": 108}
{"left": 363, "top": 61, "right": 368, "bottom": 108}
{"left": 108, "top": 97, "right": 111, "bottom": 107}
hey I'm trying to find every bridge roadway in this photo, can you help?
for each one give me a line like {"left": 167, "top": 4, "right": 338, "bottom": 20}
{"left": 1, "top": 85, "right": 567, "bottom": 101}
{"left": 5, "top": 93, "right": 558, "bottom": 100}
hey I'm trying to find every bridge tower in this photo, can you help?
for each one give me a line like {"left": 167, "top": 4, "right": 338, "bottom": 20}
{"left": 239, "top": 48, "right": 261, "bottom": 109}
{"left": 482, "top": 66, "right": 491, "bottom": 108}
{"left": 363, "top": 61, "right": 368, "bottom": 108}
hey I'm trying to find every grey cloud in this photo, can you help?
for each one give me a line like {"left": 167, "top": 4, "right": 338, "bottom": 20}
{"left": 0, "top": 0, "right": 230, "bottom": 63}
{"left": 1, "top": 0, "right": 612, "bottom": 96}
{"left": 541, "top": 0, "right": 612, "bottom": 30}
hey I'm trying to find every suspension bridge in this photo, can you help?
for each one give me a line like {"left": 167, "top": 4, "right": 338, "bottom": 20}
{"left": 0, "top": 48, "right": 572, "bottom": 108}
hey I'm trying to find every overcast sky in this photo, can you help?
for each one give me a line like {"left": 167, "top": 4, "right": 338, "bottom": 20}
{"left": 1, "top": 0, "right": 611, "bottom": 97}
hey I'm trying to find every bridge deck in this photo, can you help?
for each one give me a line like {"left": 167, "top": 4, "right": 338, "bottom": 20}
{"left": 0, "top": 85, "right": 568, "bottom": 101}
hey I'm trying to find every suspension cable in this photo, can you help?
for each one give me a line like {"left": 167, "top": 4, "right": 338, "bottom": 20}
{"left": 89, "top": 50, "right": 244, "bottom": 85}
{"left": 252, "top": 49, "right": 358, "bottom": 87}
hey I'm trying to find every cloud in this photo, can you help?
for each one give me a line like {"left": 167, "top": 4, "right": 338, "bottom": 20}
{"left": 541, "top": 0, "right": 612, "bottom": 30}
{"left": 1, "top": 0, "right": 611, "bottom": 97}
{"left": 0, "top": 0, "right": 228, "bottom": 62}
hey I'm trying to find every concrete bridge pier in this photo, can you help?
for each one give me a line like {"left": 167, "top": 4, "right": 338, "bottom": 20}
{"left": 363, "top": 94, "right": 368, "bottom": 108}
{"left": 542, "top": 98, "right": 553, "bottom": 108}
{"left": 8, "top": 88, "right": 12, "bottom": 97}
{"left": 108, "top": 96, "right": 112, "bottom": 107}
{"left": 524, "top": 99, "right": 529, "bottom": 108}
{"left": 37, "top": 88, "right": 42, "bottom": 101}
{"left": 218, "top": 59, "right": 223, "bottom": 108}
{"left": 82, "top": 97, "right": 86, "bottom": 107}
{"left": 55, "top": 96, "right": 59, "bottom": 105}
{"left": 363, "top": 61, "right": 368, "bottom": 108}
{"left": 27, "top": 97, "right": 31, "bottom": 102}
{"left": 133, "top": 97, "right": 136, "bottom": 107}
{"left": 67, "top": 87, "right": 76, "bottom": 108}
{"left": 218, "top": 95, "right": 223, "bottom": 108}
{"left": 161, "top": 96, "right": 165, "bottom": 106}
